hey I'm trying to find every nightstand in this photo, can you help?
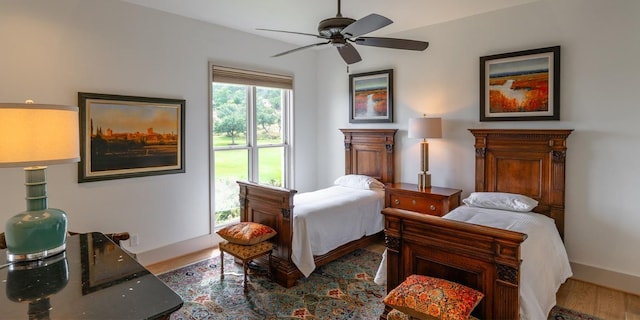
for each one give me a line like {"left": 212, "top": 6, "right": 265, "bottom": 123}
{"left": 385, "top": 183, "right": 462, "bottom": 216}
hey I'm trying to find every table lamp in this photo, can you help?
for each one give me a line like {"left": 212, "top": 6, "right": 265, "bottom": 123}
{"left": 408, "top": 115, "right": 442, "bottom": 189}
{"left": 0, "top": 101, "right": 80, "bottom": 262}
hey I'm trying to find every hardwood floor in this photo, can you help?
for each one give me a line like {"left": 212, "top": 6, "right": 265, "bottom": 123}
{"left": 148, "top": 245, "right": 640, "bottom": 320}
{"left": 556, "top": 278, "right": 640, "bottom": 320}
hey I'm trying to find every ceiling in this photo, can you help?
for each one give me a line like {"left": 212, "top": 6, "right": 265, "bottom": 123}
{"left": 119, "top": 0, "right": 539, "bottom": 47}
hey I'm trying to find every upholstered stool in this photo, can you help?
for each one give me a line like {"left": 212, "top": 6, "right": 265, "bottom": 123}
{"left": 219, "top": 240, "right": 273, "bottom": 292}
{"left": 387, "top": 308, "right": 480, "bottom": 320}
{"left": 383, "top": 274, "right": 484, "bottom": 320}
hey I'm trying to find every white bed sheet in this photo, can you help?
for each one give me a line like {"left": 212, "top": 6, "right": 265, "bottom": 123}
{"left": 374, "top": 205, "right": 572, "bottom": 320}
{"left": 291, "top": 186, "right": 384, "bottom": 277}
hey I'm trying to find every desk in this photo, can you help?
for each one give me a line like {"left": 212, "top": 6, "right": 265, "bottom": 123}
{"left": 0, "top": 232, "right": 183, "bottom": 319}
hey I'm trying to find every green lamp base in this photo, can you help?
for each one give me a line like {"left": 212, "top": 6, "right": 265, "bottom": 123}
{"left": 5, "top": 208, "right": 67, "bottom": 262}
{"left": 4, "top": 166, "right": 68, "bottom": 262}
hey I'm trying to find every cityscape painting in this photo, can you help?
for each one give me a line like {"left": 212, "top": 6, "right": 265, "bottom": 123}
{"left": 78, "top": 92, "right": 185, "bottom": 182}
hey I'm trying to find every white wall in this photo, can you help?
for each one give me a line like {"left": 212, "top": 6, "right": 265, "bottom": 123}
{"left": 0, "top": 0, "right": 318, "bottom": 258}
{"left": 2, "top": 0, "right": 639, "bottom": 294}
{"left": 317, "top": 0, "right": 640, "bottom": 293}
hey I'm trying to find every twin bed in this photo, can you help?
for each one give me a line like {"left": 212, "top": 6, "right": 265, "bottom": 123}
{"left": 237, "top": 128, "right": 572, "bottom": 320}
{"left": 380, "top": 129, "right": 573, "bottom": 319}
{"left": 238, "top": 128, "right": 397, "bottom": 288}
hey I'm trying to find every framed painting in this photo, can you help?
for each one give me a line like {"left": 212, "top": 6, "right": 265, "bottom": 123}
{"left": 349, "top": 69, "right": 393, "bottom": 123}
{"left": 78, "top": 92, "right": 185, "bottom": 182}
{"left": 480, "top": 46, "right": 560, "bottom": 121}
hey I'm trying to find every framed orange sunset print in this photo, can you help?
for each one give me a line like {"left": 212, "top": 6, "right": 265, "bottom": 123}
{"left": 480, "top": 46, "right": 560, "bottom": 121}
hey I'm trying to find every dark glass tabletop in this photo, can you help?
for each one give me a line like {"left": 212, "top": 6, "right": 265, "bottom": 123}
{"left": 0, "top": 232, "right": 183, "bottom": 319}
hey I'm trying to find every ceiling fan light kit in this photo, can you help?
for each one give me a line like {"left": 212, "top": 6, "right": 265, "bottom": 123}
{"left": 258, "top": 0, "right": 429, "bottom": 64}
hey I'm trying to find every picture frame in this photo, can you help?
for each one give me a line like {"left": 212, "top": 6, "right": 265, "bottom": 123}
{"left": 480, "top": 46, "right": 560, "bottom": 121}
{"left": 78, "top": 92, "right": 185, "bottom": 182}
{"left": 349, "top": 69, "right": 393, "bottom": 123}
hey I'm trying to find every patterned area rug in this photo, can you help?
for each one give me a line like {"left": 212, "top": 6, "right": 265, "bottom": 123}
{"left": 158, "top": 249, "right": 600, "bottom": 320}
{"left": 157, "top": 248, "right": 386, "bottom": 319}
{"left": 548, "top": 306, "right": 603, "bottom": 320}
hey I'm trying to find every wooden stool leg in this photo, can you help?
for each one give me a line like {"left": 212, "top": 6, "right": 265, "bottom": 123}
{"left": 268, "top": 252, "right": 272, "bottom": 279}
{"left": 243, "top": 261, "right": 248, "bottom": 292}
{"left": 220, "top": 250, "right": 225, "bottom": 280}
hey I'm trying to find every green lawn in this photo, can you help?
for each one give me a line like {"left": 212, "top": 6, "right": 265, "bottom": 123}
{"left": 213, "top": 134, "right": 283, "bottom": 224}
{"left": 213, "top": 134, "right": 282, "bottom": 184}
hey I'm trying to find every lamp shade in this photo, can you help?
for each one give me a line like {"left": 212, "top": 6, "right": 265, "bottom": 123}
{"left": 0, "top": 103, "right": 80, "bottom": 167}
{"left": 1, "top": 102, "right": 79, "bottom": 262}
{"left": 408, "top": 117, "right": 442, "bottom": 139}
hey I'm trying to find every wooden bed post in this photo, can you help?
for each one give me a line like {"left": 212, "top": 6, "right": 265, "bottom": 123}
{"left": 473, "top": 132, "right": 488, "bottom": 192}
{"left": 549, "top": 133, "right": 569, "bottom": 239}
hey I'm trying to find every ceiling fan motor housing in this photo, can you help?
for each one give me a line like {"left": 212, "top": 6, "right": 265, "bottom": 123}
{"left": 318, "top": 17, "right": 355, "bottom": 38}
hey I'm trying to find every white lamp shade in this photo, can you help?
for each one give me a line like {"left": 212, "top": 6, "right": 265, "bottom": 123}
{"left": 408, "top": 117, "right": 442, "bottom": 139}
{"left": 0, "top": 103, "right": 80, "bottom": 167}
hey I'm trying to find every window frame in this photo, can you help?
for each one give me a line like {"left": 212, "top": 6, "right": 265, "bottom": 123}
{"left": 208, "top": 64, "right": 293, "bottom": 231}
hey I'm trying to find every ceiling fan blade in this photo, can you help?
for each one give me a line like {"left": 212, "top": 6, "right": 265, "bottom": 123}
{"left": 341, "top": 13, "right": 392, "bottom": 38}
{"left": 257, "top": 28, "right": 325, "bottom": 39}
{"left": 272, "top": 41, "right": 330, "bottom": 57}
{"left": 354, "top": 37, "right": 429, "bottom": 51}
{"left": 337, "top": 43, "right": 362, "bottom": 64}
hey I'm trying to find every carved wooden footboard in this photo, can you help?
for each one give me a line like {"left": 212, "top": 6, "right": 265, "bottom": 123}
{"left": 382, "top": 208, "right": 526, "bottom": 319}
{"left": 237, "top": 128, "right": 396, "bottom": 288}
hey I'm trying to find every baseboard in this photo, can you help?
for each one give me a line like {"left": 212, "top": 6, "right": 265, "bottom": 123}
{"left": 130, "top": 233, "right": 224, "bottom": 266}
{"left": 570, "top": 262, "right": 640, "bottom": 296}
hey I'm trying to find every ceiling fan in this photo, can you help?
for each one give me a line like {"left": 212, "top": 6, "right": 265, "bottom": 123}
{"left": 257, "top": 0, "right": 429, "bottom": 65}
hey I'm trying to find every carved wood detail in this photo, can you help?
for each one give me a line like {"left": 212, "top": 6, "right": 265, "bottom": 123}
{"left": 385, "top": 235, "right": 400, "bottom": 250}
{"left": 497, "top": 264, "right": 518, "bottom": 284}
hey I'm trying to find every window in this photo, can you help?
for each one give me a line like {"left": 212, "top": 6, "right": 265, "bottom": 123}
{"left": 210, "top": 65, "right": 293, "bottom": 227}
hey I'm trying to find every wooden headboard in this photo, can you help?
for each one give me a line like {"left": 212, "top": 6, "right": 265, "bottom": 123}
{"left": 340, "top": 128, "right": 397, "bottom": 183}
{"left": 469, "top": 129, "right": 573, "bottom": 238}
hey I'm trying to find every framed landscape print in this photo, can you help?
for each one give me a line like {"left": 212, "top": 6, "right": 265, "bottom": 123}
{"left": 78, "top": 92, "right": 185, "bottom": 182}
{"left": 349, "top": 69, "right": 393, "bottom": 123}
{"left": 480, "top": 46, "right": 560, "bottom": 121}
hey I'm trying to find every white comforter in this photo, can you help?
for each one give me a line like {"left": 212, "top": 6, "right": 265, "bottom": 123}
{"left": 374, "top": 206, "right": 572, "bottom": 320}
{"left": 291, "top": 186, "right": 385, "bottom": 277}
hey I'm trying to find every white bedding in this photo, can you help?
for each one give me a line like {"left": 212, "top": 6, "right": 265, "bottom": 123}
{"left": 374, "top": 205, "right": 572, "bottom": 320}
{"left": 291, "top": 186, "right": 384, "bottom": 277}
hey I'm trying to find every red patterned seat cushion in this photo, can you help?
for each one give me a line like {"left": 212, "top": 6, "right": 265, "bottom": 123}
{"left": 383, "top": 274, "right": 484, "bottom": 320}
{"left": 216, "top": 222, "right": 277, "bottom": 245}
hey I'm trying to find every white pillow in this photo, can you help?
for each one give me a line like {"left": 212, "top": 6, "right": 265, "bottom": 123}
{"left": 462, "top": 192, "right": 538, "bottom": 212}
{"left": 334, "top": 174, "right": 385, "bottom": 190}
